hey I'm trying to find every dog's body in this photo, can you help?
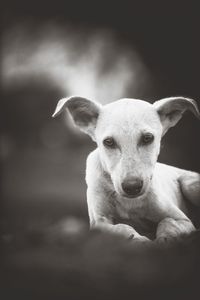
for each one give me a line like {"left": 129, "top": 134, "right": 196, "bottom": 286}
{"left": 53, "top": 96, "right": 200, "bottom": 242}
{"left": 86, "top": 151, "right": 199, "bottom": 241}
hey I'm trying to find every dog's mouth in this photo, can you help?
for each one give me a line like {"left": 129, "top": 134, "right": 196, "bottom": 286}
{"left": 121, "top": 190, "right": 146, "bottom": 199}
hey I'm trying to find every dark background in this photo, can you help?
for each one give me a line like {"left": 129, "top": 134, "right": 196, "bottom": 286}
{"left": 1, "top": 1, "right": 200, "bottom": 299}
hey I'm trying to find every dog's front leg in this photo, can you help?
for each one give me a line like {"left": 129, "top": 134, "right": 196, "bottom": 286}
{"left": 92, "top": 219, "right": 150, "bottom": 242}
{"left": 87, "top": 191, "right": 150, "bottom": 242}
{"left": 88, "top": 191, "right": 150, "bottom": 241}
{"left": 86, "top": 151, "right": 150, "bottom": 242}
{"left": 156, "top": 217, "right": 195, "bottom": 243}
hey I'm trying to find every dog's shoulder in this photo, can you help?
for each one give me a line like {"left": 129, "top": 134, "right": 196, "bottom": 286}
{"left": 153, "top": 162, "right": 185, "bottom": 200}
{"left": 86, "top": 149, "right": 114, "bottom": 193}
{"left": 155, "top": 162, "right": 186, "bottom": 178}
{"left": 85, "top": 149, "right": 103, "bottom": 185}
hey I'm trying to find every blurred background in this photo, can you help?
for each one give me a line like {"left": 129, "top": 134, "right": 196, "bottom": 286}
{"left": 1, "top": 1, "right": 200, "bottom": 299}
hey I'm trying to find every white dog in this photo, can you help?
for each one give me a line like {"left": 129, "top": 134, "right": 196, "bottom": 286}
{"left": 53, "top": 96, "right": 200, "bottom": 242}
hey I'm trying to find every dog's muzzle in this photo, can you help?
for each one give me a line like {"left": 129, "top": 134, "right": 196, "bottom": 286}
{"left": 121, "top": 177, "right": 143, "bottom": 197}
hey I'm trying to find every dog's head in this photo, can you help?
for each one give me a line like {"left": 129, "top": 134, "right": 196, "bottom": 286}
{"left": 53, "top": 96, "right": 200, "bottom": 199}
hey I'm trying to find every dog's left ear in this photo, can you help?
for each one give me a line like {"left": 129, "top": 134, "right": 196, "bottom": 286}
{"left": 153, "top": 97, "right": 200, "bottom": 135}
{"left": 52, "top": 96, "right": 102, "bottom": 140}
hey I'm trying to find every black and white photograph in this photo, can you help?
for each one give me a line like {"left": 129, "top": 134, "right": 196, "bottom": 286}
{"left": 1, "top": 1, "right": 200, "bottom": 299}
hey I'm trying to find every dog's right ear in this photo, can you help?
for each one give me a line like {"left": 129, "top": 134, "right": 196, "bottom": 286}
{"left": 52, "top": 96, "right": 102, "bottom": 140}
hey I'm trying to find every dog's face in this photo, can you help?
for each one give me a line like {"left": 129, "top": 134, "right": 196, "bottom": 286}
{"left": 95, "top": 100, "right": 162, "bottom": 198}
{"left": 53, "top": 96, "right": 200, "bottom": 199}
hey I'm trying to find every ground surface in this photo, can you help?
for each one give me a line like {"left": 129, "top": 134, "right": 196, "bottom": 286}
{"left": 2, "top": 210, "right": 200, "bottom": 300}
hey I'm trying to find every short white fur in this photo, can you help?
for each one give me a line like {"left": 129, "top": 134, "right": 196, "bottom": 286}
{"left": 53, "top": 96, "right": 200, "bottom": 243}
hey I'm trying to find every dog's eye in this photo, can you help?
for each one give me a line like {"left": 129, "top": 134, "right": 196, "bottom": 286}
{"left": 103, "top": 137, "right": 116, "bottom": 148}
{"left": 141, "top": 133, "right": 154, "bottom": 145}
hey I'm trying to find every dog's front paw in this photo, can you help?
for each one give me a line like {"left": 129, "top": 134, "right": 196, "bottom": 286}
{"left": 131, "top": 235, "right": 151, "bottom": 244}
{"left": 156, "top": 217, "right": 195, "bottom": 245}
{"left": 114, "top": 224, "right": 148, "bottom": 240}
{"left": 155, "top": 234, "right": 179, "bottom": 245}
{"left": 114, "top": 224, "right": 137, "bottom": 239}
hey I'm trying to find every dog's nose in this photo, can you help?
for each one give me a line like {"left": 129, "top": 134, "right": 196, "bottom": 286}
{"left": 122, "top": 178, "right": 143, "bottom": 196}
